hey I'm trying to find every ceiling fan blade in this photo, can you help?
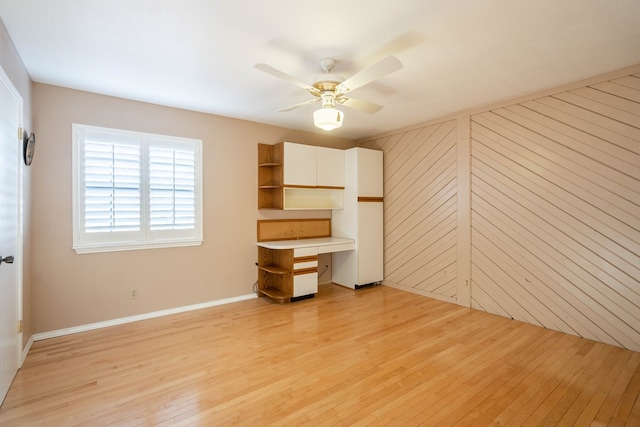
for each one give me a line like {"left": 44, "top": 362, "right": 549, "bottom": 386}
{"left": 277, "top": 98, "right": 320, "bottom": 112}
{"left": 254, "top": 63, "right": 316, "bottom": 92}
{"left": 336, "top": 55, "right": 403, "bottom": 94}
{"left": 337, "top": 96, "right": 383, "bottom": 114}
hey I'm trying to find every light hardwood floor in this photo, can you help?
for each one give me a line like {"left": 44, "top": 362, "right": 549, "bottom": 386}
{"left": 1, "top": 284, "right": 638, "bottom": 426}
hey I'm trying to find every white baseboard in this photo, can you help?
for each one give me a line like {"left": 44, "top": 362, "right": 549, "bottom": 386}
{"left": 32, "top": 293, "right": 257, "bottom": 342}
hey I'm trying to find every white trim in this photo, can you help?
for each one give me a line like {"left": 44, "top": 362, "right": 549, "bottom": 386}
{"left": 21, "top": 335, "right": 33, "bottom": 365}
{"left": 32, "top": 293, "right": 257, "bottom": 342}
{"left": 456, "top": 116, "right": 472, "bottom": 308}
{"left": 73, "top": 237, "right": 203, "bottom": 254}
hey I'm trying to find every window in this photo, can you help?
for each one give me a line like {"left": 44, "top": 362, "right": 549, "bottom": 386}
{"left": 72, "top": 124, "right": 203, "bottom": 253}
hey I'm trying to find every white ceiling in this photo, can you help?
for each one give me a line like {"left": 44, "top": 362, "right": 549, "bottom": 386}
{"left": 1, "top": 0, "right": 639, "bottom": 140}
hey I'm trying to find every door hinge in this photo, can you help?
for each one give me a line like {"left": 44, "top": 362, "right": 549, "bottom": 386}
{"left": 17, "top": 320, "right": 23, "bottom": 333}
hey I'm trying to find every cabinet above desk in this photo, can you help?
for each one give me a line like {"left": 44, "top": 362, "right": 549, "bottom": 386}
{"left": 258, "top": 142, "right": 345, "bottom": 210}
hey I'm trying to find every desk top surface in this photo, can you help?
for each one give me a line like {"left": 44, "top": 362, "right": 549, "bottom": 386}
{"left": 257, "top": 236, "right": 355, "bottom": 250}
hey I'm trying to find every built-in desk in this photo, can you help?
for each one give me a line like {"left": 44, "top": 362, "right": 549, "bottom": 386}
{"left": 257, "top": 237, "right": 355, "bottom": 304}
{"left": 256, "top": 219, "right": 355, "bottom": 303}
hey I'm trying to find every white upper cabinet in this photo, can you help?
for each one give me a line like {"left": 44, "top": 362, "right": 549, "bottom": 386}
{"left": 283, "top": 142, "right": 316, "bottom": 187}
{"left": 316, "top": 146, "right": 345, "bottom": 188}
{"left": 356, "top": 148, "right": 383, "bottom": 197}
{"left": 283, "top": 142, "right": 345, "bottom": 188}
{"left": 260, "top": 142, "right": 345, "bottom": 210}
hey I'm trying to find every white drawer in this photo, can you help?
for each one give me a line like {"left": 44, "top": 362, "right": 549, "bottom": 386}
{"left": 294, "top": 247, "right": 318, "bottom": 257}
{"left": 294, "top": 260, "right": 318, "bottom": 270}
{"left": 317, "top": 242, "right": 355, "bottom": 254}
{"left": 293, "top": 272, "right": 318, "bottom": 297}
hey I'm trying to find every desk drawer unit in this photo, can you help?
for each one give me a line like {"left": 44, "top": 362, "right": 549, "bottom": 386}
{"left": 293, "top": 248, "right": 318, "bottom": 298}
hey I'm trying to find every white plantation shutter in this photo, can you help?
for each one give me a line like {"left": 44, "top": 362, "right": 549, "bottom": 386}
{"left": 83, "top": 133, "right": 141, "bottom": 233}
{"left": 149, "top": 142, "right": 196, "bottom": 232}
{"left": 73, "top": 124, "right": 203, "bottom": 253}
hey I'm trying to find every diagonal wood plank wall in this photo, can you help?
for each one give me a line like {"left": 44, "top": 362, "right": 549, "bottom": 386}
{"left": 362, "top": 68, "right": 640, "bottom": 351}
{"left": 362, "top": 121, "right": 459, "bottom": 303}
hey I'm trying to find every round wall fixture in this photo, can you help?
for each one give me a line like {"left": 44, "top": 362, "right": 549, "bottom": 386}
{"left": 23, "top": 131, "right": 35, "bottom": 166}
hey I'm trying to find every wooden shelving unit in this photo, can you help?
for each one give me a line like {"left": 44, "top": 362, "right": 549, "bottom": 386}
{"left": 258, "top": 143, "right": 283, "bottom": 209}
{"left": 257, "top": 246, "right": 293, "bottom": 303}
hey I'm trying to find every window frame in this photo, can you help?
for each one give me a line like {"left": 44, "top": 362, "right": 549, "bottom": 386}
{"left": 72, "top": 124, "right": 203, "bottom": 254}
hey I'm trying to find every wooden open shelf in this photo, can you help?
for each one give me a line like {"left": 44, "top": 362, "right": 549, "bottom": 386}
{"left": 258, "top": 265, "right": 289, "bottom": 275}
{"left": 258, "top": 288, "right": 290, "bottom": 304}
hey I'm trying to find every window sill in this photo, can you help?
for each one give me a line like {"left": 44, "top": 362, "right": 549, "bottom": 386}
{"left": 73, "top": 238, "right": 204, "bottom": 254}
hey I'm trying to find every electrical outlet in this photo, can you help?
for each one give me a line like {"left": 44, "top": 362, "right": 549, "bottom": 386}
{"left": 129, "top": 289, "right": 138, "bottom": 299}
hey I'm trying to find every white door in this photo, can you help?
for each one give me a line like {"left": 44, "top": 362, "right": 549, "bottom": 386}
{"left": 356, "top": 148, "right": 383, "bottom": 197}
{"left": 316, "top": 146, "right": 344, "bottom": 188}
{"left": 357, "top": 201, "right": 384, "bottom": 285}
{"left": 0, "top": 68, "right": 22, "bottom": 404}
{"left": 283, "top": 142, "right": 316, "bottom": 186}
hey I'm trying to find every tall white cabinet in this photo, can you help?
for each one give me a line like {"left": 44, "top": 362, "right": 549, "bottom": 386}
{"left": 331, "top": 148, "right": 384, "bottom": 289}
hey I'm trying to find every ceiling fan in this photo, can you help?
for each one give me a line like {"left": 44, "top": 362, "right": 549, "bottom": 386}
{"left": 254, "top": 55, "right": 403, "bottom": 131}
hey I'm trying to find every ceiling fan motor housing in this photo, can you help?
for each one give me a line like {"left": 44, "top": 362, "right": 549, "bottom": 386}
{"left": 319, "top": 91, "right": 337, "bottom": 108}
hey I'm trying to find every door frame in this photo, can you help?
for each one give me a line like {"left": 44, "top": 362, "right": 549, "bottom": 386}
{"left": 0, "top": 64, "right": 24, "bottom": 367}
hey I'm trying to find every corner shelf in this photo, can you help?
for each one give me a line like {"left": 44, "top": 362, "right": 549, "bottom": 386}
{"left": 257, "top": 246, "right": 293, "bottom": 303}
{"left": 258, "top": 288, "right": 290, "bottom": 304}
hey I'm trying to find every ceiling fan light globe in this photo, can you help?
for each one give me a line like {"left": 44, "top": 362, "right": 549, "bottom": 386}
{"left": 313, "top": 107, "right": 344, "bottom": 131}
